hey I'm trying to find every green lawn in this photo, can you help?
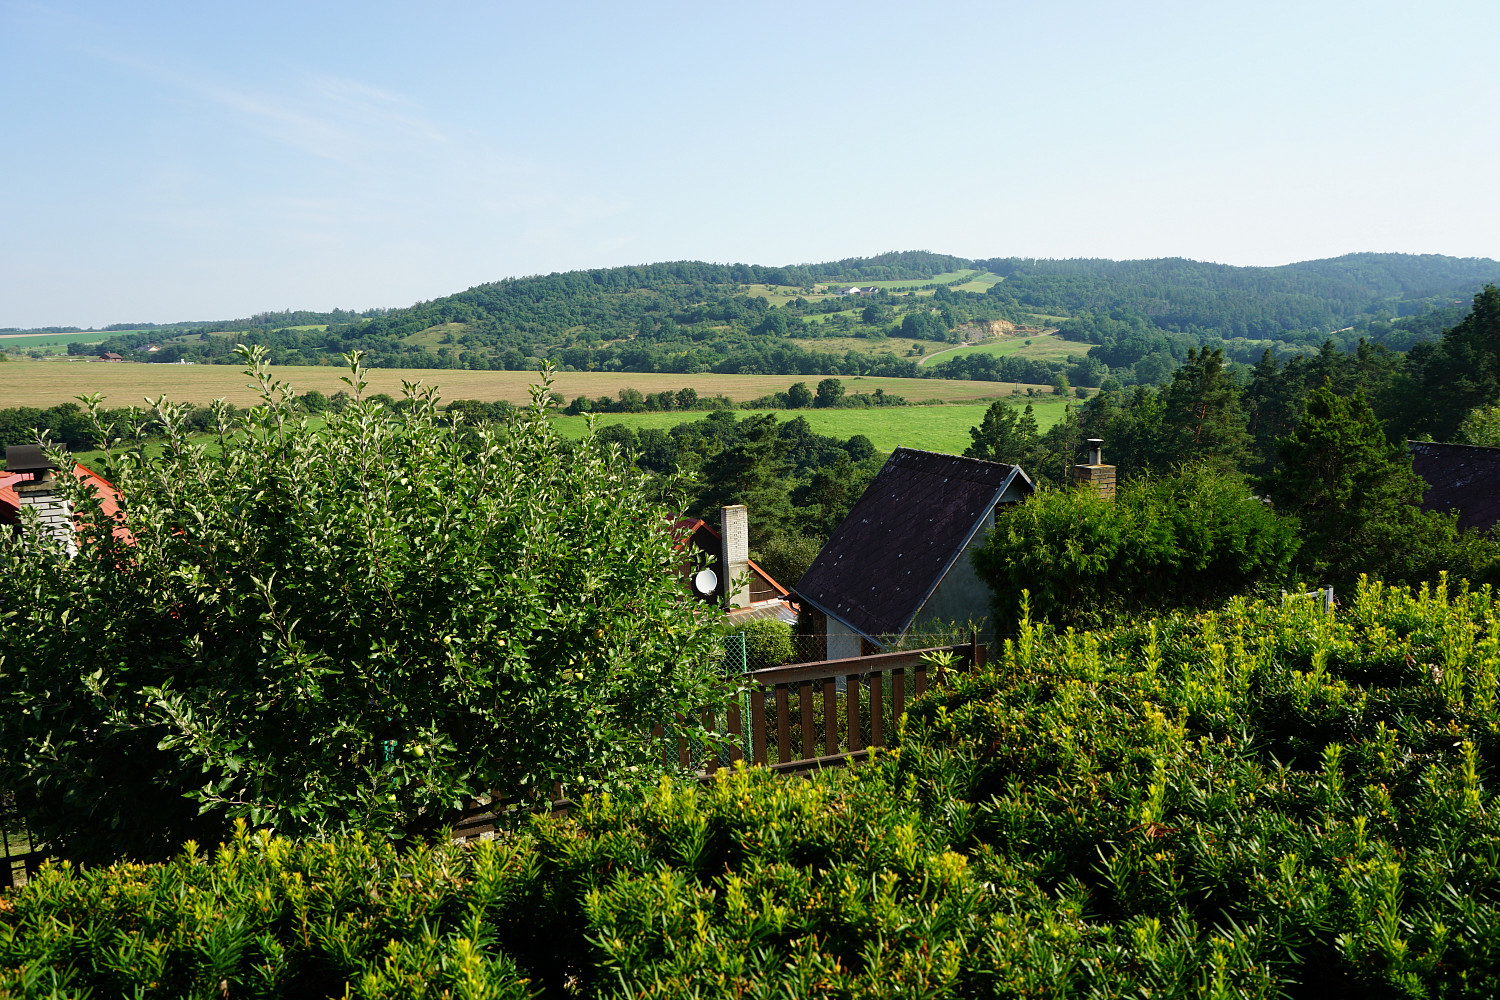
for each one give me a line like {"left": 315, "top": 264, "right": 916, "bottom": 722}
{"left": 951, "top": 273, "right": 1004, "bottom": 294}
{"left": 552, "top": 396, "right": 1075, "bottom": 455}
{"left": 403, "top": 322, "right": 470, "bottom": 349}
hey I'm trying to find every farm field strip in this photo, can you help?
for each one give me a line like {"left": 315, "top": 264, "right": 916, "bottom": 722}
{"left": 846, "top": 269, "right": 982, "bottom": 290}
{"left": 784, "top": 334, "right": 935, "bottom": 356}
{"left": 1, "top": 332, "right": 108, "bottom": 348}
{"left": 553, "top": 395, "right": 1073, "bottom": 455}
{"left": 951, "top": 273, "right": 1004, "bottom": 293}
{"left": 47, "top": 398, "right": 1069, "bottom": 470}
{"left": 0, "top": 360, "right": 1043, "bottom": 409}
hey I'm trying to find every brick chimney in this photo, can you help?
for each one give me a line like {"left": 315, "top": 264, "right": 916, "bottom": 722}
{"left": 1073, "top": 438, "right": 1116, "bottom": 499}
{"left": 721, "top": 504, "right": 751, "bottom": 609}
{"left": 6, "top": 445, "right": 76, "bottom": 555}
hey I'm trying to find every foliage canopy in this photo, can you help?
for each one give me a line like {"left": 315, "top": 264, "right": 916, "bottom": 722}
{"left": 972, "top": 466, "right": 1300, "bottom": 632}
{"left": 13, "top": 582, "right": 1500, "bottom": 995}
{"left": 0, "top": 349, "right": 722, "bottom": 863}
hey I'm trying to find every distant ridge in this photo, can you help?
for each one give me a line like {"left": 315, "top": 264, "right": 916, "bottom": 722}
{"left": 14, "top": 252, "right": 1499, "bottom": 391}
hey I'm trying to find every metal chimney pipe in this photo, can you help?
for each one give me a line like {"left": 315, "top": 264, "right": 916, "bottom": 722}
{"left": 1086, "top": 438, "right": 1103, "bottom": 466}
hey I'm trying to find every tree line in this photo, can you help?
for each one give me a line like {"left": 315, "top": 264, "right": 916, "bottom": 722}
{"left": 966, "top": 286, "right": 1500, "bottom": 612}
{"left": 59, "top": 254, "right": 1500, "bottom": 412}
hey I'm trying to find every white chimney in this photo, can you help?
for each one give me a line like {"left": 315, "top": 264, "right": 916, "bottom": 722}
{"left": 7, "top": 445, "right": 75, "bottom": 555}
{"left": 721, "top": 504, "right": 751, "bottom": 609}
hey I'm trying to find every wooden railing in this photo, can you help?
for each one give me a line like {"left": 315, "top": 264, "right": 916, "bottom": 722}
{"left": 682, "top": 632, "right": 985, "bottom": 776}
{"left": 457, "top": 634, "right": 986, "bottom": 840}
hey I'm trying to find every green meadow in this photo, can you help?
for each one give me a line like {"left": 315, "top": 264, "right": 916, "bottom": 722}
{"left": 60, "top": 401, "right": 1067, "bottom": 470}
{"left": 842, "top": 268, "right": 982, "bottom": 290}
{"left": 552, "top": 395, "right": 1074, "bottom": 455}
{"left": 0, "top": 332, "right": 106, "bottom": 350}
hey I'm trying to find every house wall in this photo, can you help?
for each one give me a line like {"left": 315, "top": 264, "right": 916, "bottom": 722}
{"left": 826, "top": 617, "right": 863, "bottom": 660}
{"left": 909, "top": 480, "right": 1029, "bottom": 645}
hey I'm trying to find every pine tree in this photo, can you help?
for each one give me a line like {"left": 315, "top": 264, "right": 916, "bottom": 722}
{"left": 964, "top": 401, "right": 1042, "bottom": 466}
{"left": 1268, "top": 384, "right": 1487, "bottom": 587}
{"left": 693, "top": 413, "right": 795, "bottom": 544}
{"left": 1158, "top": 347, "right": 1252, "bottom": 471}
{"left": 1400, "top": 284, "right": 1500, "bottom": 439}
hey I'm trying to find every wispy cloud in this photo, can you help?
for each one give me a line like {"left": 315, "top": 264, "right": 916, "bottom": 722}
{"left": 76, "top": 40, "right": 450, "bottom": 166}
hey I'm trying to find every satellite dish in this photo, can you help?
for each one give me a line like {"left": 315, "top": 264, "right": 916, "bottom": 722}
{"left": 693, "top": 568, "right": 718, "bottom": 596}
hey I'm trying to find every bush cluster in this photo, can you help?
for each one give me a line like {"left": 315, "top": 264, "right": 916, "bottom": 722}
{"left": 10, "top": 579, "right": 1500, "bottom": 996}
{"left": 1, "top": 349, "right": 722, "bottom": 864}
{"left": 0, "top": 829, "right": 536, "bottom": 998}
{"left": 973, "top": 464, "right": 1301, "bottom": 632}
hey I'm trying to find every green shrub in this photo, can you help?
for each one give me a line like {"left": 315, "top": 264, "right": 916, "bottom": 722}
{"left": 751, "top": 532, "right": 821, "bottom": 587}
{"left": 900, "top": 577, "right": 1500, "bottom": 996}
{"left": 11, "top": 579, "right": 1500, "bottom": 995}
{"left": 973, "top": 464, "right": 1300, "bottom": 633}
{"left": 0, "top": 349, "right": 722, "bottom": 864}
{"left": 0, "top": 824, "right": 538, "bottom": 998}
{"left": 737, "top": 617, "right": 794, "bottom": 669}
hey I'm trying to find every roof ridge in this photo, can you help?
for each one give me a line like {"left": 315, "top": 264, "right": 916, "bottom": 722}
{"left": 1410, "top": 440, "right": 1500, "bottom": 454}
{"left": 891, "top": 445, "right": 1016, "bottom": 468}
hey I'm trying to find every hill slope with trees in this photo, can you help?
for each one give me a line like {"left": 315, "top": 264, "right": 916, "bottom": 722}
{"left": 48, "top": 251, "right": 1499, "bottom": 392}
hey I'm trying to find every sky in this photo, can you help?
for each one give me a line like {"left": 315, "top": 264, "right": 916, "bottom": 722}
{"left": 3, "top": 0, "right": 1499, "bottom": 329}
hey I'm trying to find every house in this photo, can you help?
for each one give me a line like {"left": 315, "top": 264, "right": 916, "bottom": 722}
{"left": 1409, "top": 440, "right": 1500, "bottom": 532}
{"left": 99, "top": 352, "right": 123, "bottom": 362}
{"left": 793, "top": 448, "right": 1033, "bottom": 656}
{"left": 676, "top": 505, "right": 796, "bottom": 626}
{"left": 2, "top": 445, "right": 125, "bottom": 552}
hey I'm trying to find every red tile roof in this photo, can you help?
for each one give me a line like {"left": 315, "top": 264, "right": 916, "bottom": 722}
{"left": 0, "top": 472, "right": 31, "bottom": 522}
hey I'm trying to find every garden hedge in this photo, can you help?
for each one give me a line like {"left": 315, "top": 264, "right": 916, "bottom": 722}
{"left": 8, "top": 577, "right": 1500, "bottom": 997}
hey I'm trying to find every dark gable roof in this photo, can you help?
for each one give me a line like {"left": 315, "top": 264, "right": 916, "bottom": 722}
{"left": 794, "top": 448, "right": 1029, "bottom": 640}
{"left": 1410, "top": 441, "right": 1500, "bottom": 532}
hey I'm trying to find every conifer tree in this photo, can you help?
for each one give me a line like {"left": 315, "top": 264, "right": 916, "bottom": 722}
{"left": 1269, "top": 383, "right": 1497, "bottom": 588}
{"left": 964, "top": 400, "right": 1042, "bottom": 466}
{"left": 1158, "top": 347, "right": 1252, "bottom": 471}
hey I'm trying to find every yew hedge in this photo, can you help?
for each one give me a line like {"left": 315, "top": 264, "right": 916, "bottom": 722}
{"left": 8, "top": 578, "right": 1500, "bottom": 997}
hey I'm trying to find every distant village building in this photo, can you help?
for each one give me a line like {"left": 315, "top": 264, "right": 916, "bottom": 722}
{"left": 677, "top": 505, "right": 796, "bottom": 626}
{"left": 99, "top": 351, "right": 123, "bottom": 362}
{"left": 1, "top": 445, "right": 126, "bottom": 553}
{"left": 793, "top": 448, "right": 1033, "bottom": 656}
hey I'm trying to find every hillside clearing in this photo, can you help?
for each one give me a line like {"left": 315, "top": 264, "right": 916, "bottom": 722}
{"left": 921, "top": 331, "right": 1080, "bottom": 366}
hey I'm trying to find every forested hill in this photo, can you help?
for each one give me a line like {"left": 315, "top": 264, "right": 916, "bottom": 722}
{"left": 71, "top": 250, "right": 1500, "bottom": 388}
{"left": 981, "top": 253, "right": 1499, "bottom": 341}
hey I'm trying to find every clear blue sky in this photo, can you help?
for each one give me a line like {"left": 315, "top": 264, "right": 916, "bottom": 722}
{"left": 3, "top": 0, "right": 1498, "bottom": 328}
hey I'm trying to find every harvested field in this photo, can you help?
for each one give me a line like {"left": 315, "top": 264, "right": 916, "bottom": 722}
{"left": 0, "top": 360, "right": 1042, "bottom": 409}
